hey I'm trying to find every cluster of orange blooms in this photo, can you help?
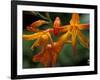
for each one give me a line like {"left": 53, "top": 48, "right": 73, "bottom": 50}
{"left": 23, "top": 13, "right": 89, "bottom": 67}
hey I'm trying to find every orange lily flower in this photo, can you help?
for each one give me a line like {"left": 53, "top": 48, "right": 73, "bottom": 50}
{"left": 27, "top": 20, "right": 48, "bottom": 32}
{"left": 61, "top": 13, "right": 89, "bottom": 55}
{"left": 32, "top": 32, "right": 70, "bottom": 67}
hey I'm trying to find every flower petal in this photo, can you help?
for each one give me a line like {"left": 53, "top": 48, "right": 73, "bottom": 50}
{"left": 32, "top": 50, "right": 51, "bottom": 67}
{"left": 78, "top": 24, "right": 89, "bottom": 30}
{"left": 27, "top": 20, "right": 48, "bottom": 32}
{"left": 31, "top": 38, "right": 41, "bottom": 50}
{"left": 77, "top": 30, "right": 89, "bottom": 48}
{"left": 57, "top": 31, "right": 71, "bottom": 46}
{"left": 72, "top": 29, "right": 77, "bottom": 55}
{"left": 27, "top": 26, "right": 40, "bottom": 32}
{"left": 31, "top": 34, "right": 49, "bottom": 50}
{"left": 31, "top": 20, "right": 48, "bottom": 28}
{"left": 46, "top": 32, "right": 54, "bottom": 47}
{"left": 60, "top": 25, "right": 70, "bottom": 32}
{"left": 23, "top": 32, "right": 43, "bottom": 40}
{"left": 47, "top": 42, "right": 62, "bottom": 67}
{"left": 70, "top": 13, "right": 80, "bottom": 26}
{"left": 51, "top": 52, "right": 58, "bottom": 66}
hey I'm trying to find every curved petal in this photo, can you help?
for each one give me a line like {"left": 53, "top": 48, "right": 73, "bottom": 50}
{"left": 30, "top": 20, "right": 48, "bottom": 28}
{"left": 23, "top": 32, "right": 43, "bottom": 40}
{"left": 46, "top": 32, "right": 54, "bottom": 47}
{"left": 72, "top": 29, "right": 77, "bottom": 55}
{"left": 60, "top": 25, "right": 70, "bottom": 32}
{"left": 31, "top": 34, "right": 49, "bottom": 50}
{"left": 51, "top": 52, "right": 58, "bottom": 67}
{"left": 31, "top": 38, "right": 41, "bottom": 50}
{"left": 77, "top": 30, "right": 89, "bottom": 48}
{"left": 70, "top": 13, "right": 80, "bottom": 26}
{"left": 78, "top": 24, "right": 89, "bottom": 30}
{"left": 27, "top": 20, "right": 48, "bottom": 32}
{"left": 27, "top": 26, "right": 40, "bottom": 32}
{"left": 32, "top": 50, "right": 51, "bottom": 67}
{"left": 57, "top": 31, "right": 70, "bottom": 46}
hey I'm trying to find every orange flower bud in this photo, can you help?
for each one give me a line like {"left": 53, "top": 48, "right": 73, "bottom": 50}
{"left": 53, "top": 17, "right": 61, "bottom": 36}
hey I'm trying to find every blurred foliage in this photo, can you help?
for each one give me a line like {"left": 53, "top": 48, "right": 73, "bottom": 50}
{"left": 23, "top": 11, "right": 89, "bottom": 68}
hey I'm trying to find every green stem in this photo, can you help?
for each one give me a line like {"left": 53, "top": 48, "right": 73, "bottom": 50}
{"left": 36, "top": 12, "right": 49, "bottom": 21}
{"left": 31, "top": 11, "right": 49, "bottom": 21}
{"left": 45, "top": 12, "right": 52, "bottom": 23}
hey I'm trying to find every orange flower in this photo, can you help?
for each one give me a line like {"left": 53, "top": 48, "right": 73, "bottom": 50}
{"left": 32, "top": 43, "right": 59, "bottom": 67}
{"left": 27, "top": 20, "right": 48, "bottom": 32}
{"left": 61, "top": 13, "right": 89, "bottom": 55}
{"left": 32, "top": 32, "right": 70, "bottom": 67}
